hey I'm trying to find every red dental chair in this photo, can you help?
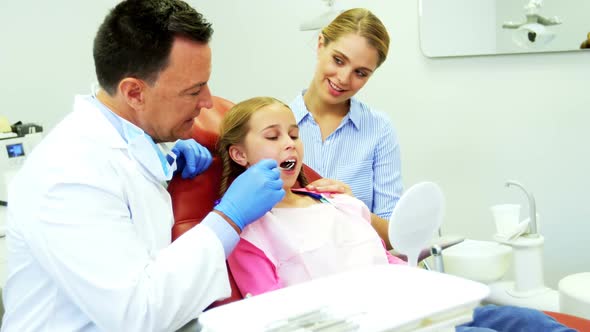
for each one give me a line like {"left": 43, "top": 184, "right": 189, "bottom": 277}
{"left": 166, "top": 96, "right": 590, "bottom": 331}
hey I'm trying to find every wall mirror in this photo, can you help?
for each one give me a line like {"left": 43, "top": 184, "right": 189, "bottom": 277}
{"left": 419, "top": 0, "right": 589, "bottom": 57}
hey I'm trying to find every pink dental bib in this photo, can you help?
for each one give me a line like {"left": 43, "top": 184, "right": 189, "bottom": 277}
{"left": 239, "top": 194, "right": 389, "bottom": 287}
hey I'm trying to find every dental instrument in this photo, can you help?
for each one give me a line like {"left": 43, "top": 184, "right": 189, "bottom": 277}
{"left": 280, "top": 160, "right": 296, "bottom": 171}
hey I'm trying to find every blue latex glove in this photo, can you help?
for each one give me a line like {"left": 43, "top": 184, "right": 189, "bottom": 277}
{"left": 215, "top": 159, "right": 285, "bottom": 230}
{"left": 168, "top": 139, "right": 212, "bottom": 179}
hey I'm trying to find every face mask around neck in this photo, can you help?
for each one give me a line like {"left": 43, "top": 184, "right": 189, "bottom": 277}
{"left": 121, "top": 121, "right": 177, "bottom": 182}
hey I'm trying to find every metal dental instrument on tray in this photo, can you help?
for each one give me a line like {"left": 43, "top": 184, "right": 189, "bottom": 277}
{"left": 265, "top": 307, "right": 364, "bottom": 332}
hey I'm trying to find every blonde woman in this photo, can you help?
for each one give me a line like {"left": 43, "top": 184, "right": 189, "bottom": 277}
{"left": 290, "top": 8, "right": 401, "bottom": 248}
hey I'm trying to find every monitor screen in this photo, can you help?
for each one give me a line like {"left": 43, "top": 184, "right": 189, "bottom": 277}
{"left": 6, "top": 143, "right": 25, "bottom": 158}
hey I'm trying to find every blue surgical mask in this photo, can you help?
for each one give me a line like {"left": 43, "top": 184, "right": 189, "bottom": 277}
{"left": 121, "top": 121, "right": 177, "bottom": 182}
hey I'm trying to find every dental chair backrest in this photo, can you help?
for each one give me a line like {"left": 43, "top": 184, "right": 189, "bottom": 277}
{"left": 167, "top": 96, "right": 322, "bottom": 309}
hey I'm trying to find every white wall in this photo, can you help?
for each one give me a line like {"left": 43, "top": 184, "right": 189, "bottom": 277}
{"left": 0, "top": 0, "right": 118, "bottom": 129}
{"left": 1, "top": 0, "right": 589, "bottom": 288}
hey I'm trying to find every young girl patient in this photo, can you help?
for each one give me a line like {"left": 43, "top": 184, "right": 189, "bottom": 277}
{"left": 217, "top": 97, "right": 576, "bottom": 332}
{"left": 218, "top": 96, "right": 405, "bottom": 297}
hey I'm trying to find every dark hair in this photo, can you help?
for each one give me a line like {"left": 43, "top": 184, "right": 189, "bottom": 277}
{"left": 93, "top": 0, "right": 213, "bottom": 95}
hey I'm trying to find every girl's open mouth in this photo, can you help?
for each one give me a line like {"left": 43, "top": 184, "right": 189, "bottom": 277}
{"left": 279, "top": 160, "right": 296, "bottom": 171}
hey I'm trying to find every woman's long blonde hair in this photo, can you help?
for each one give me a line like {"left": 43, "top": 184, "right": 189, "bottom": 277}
{"left": 321, "top": 8, "right": 390, "bottom": 67}
{"left": 217, "top": 96, "right": 308, "bottom": 196}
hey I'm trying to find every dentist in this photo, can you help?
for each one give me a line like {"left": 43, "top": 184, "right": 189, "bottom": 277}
{"left": 1, "top": 1, "right": 284, "bottom": 331}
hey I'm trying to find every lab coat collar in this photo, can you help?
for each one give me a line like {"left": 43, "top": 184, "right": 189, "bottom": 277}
{"left": 73, "top": 95, "right": 175, "bottom": 183}
{"left": 73, "top": 95, "right": 127, "bottom": 149}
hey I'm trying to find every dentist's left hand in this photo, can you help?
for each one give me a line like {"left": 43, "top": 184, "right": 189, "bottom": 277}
{"left": 169, "top": 139, "right": 212, "bottom": 179}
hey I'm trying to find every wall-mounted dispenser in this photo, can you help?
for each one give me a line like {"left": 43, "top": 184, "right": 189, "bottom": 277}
{"left": 502, "top": 0, "right": 562, "bottom": 49}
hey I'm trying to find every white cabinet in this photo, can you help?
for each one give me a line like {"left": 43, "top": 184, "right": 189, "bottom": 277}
{"left": 0, "top": 238, "right": 5, "bottom": 288}
{"left": 0, "top": 207, "right": 7, "bottom": 288}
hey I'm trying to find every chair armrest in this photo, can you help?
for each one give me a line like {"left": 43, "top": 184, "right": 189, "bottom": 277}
{"left": 390, "top": 237, "right": 465, "bottom": 268}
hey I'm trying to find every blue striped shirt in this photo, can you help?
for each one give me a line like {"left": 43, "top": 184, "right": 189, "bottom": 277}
{"left": 290, "top": 92, "right": 403, "bottom": 219}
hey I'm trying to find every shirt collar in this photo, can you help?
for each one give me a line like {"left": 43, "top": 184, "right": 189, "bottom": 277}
{"left": 293, "top": 90, "right": 361, "bottom": 131}
{"left": 347, "top": 98, "right": 362, "bottom": 130}
{"left": 293, "top": 90, "right": 310, "bottom": 125}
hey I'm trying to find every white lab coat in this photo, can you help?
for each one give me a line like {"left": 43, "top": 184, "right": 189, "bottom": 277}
{"left": 1, "top": 96, "right": 231, "bottom": 332}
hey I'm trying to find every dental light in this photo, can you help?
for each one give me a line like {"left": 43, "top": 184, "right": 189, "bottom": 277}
{"left": 502, "top": 0, "right": 561, "bottom": 49}
{"left": 299, "top": 0, "right": 344, "bottom": 31}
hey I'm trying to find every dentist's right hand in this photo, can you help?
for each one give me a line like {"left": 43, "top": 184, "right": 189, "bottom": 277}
{"left": 214, "top": 159, "right": 285, "bottom": 231}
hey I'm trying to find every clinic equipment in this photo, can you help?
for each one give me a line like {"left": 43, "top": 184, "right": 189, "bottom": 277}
{"left": 0, "top": 123, "right": 44, "bottom": 205}
{"left": 559, "top": 272, "right": 590, "bottom": 320}
{"left": 299, "top": 0, "right": 343, "bottom": 31}
{"left": 429, "top": 179, "right": 590, "bottom": 328}
{"left": 443, "top": 239, "right": 513, "bottom": 284}
{"left": 486, "top": 180, "right": 557, "bottom": 311}
{"left": 196, "top": 264, "right": 490, "bottom": 332}
{"left": 454, "top": 180, "right": 590, "bottom": 322}
{"left": 502, "top": 0, "right": 562, "bottom": 49}
{"left": 506, "top": 180, "right": 538, "bottom": 236}
{"left": 388, "top": 182, "right": 445, "bottom": 267}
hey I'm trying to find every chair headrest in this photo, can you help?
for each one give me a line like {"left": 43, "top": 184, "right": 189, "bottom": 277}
{"left": 190, "top": 96, "right": 234, "bottom": 151}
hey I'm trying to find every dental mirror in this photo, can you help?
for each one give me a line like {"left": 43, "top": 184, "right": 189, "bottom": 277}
{"left": 388, "top": 182, "right": 445, "bottom": 267}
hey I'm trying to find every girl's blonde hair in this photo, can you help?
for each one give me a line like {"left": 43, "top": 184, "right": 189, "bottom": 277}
{"left": 321, "top": 8, "right": 390, "bottom": 67}
{"left": 217, "top": 96, "right": 308, "bottom": 196}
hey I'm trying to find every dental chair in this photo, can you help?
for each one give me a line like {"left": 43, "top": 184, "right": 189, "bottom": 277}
{"left": 166, "top": 97, "right": 590, "bottom": 331}
{"left": 545, "top": 311, "right": 590, "bottom": 332}
{"left": 167, "top": 96, "right": 321, "bottom": 309}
